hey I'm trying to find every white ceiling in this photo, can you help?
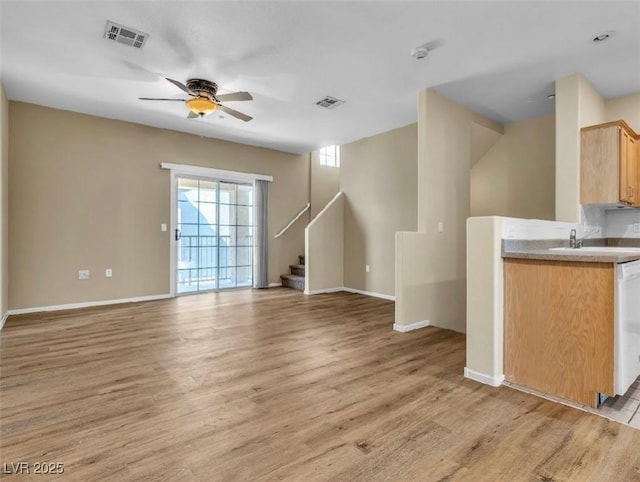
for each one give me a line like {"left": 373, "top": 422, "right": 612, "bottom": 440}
{"left": 1, "top": 1, "right": 639, "bottom": 154}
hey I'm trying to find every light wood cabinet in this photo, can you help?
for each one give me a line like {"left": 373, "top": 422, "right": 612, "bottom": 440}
{"left": 625, "top": 132, "right": 638, "bottom": 205}
{"left": 504, "top": 259, "right": 615, "bottom": 407}
{"left": 581, "top": 120, "right": 639, "bottom": 207}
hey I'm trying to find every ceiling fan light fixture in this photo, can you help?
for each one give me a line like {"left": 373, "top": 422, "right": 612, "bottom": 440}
{"left": 186, "top": 97, "right": 217, "bottom": 116}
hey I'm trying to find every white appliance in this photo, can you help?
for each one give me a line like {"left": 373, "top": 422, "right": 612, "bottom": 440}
{"left": 615, "top": 259, "right": 640, "bottom": 395}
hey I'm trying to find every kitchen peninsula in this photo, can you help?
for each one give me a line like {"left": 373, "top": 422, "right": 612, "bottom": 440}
{"left": 502, "top": 239, "right": 640, "bottom": 407}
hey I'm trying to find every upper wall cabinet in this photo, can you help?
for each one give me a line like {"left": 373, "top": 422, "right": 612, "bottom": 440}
{"left": 581, "top": 120, "right": 639, "bottom": 207}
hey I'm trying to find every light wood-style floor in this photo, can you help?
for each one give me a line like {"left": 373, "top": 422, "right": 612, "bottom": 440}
{"left": 2, "top": 289, "right": 640, "bottom": 481}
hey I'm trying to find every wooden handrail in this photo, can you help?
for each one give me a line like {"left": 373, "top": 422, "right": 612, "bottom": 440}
{"left": 274, "top": 203, "right": 310, "bottom": 238}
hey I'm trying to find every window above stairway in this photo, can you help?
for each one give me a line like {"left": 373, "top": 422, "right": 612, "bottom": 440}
{"left": 319, "top": 145, "right": 340, "bottom": 167}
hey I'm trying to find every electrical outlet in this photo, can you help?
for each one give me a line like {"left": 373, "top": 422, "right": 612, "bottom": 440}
{"left": 161, "top": 224, "right": 167, "bottom": 232}
{"left": 105, "top": 268, "right": 113, "bottom": 278}
{"left": 365, "top": 265, "right": 370, "bottom": 273}
{"left": 634, "top": 223, "right": 640, "bottom": 233}
{"left": 438, "top": 222, "right": 444, "bottom": 233}
{"left": 78, "top": 270, "right": 90, "bottom": 280}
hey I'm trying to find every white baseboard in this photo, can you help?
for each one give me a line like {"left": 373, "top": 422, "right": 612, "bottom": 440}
{"left": 393, "top": 320, "right": 430, "bottom": 333}
{"left": 6, "top": 294, "right": 173, "bottom": 316}
{"left": 268, "top": 282, "right": 282, "bottom": 288}
{"left": 464, "top": 367, "right": 505, "bottom": 387}
{"left": 304, "top": 287, "right": 344, "bottom": 295}
{"left": 303, "top": 286, "right": 396, "bottom": 301}
{"left": 341, "top": 287, "right": 395, "bottom": 302}
{"left": 0, "top": 311, "right": 7, "bottom": 331}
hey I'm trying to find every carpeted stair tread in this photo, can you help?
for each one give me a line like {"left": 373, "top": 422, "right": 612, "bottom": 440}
{"left": 280, "top": 273, "right": 305, "bottom": 291}
{"left": 280, "top": 255, "right": 306, "bottom": 291}
{"left": 289, "top": 264, "right": 306, "bottom": 276}
{"left": 281, "top": 274, "right": 304, "bottom": 282}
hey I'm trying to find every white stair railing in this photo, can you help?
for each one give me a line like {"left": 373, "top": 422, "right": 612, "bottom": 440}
{"left": 274, "top": 203, "right": 310, "bottom": 238}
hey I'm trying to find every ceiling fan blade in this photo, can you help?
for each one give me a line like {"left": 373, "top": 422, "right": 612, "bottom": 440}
{"left": 187, "top": 111, "right": 200, "bottom": 119}
{"left": 166, "top": 78, "right": 193, "bottom": 95}
{"left": 139, "top": 97, "right": 188, "bottom": 101}
{"left": 217, "top": 104, "right": 253, "bottom": 122}
{"left": 216, "top": 92, "right": 253, "bottom": 102}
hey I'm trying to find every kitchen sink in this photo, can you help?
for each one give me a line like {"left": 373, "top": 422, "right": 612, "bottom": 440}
{"left": 549, "top": 247, "right": 640, "bottom": 253}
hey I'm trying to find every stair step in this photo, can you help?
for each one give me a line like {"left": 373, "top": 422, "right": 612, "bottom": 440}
{"left": 289, "top": 264, "right": 305, "bottom": 276}
{"left": 298, "top": 255, "right": 305, "bottom": 266}
{"left": 280, "top": 274, "right": 305, "bottom": 291}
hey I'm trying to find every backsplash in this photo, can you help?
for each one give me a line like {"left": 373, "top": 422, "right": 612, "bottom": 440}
{"left": 581, "top": 205, "right": 606, "bottom": 238}
{"left": 503, "top": 217, "right": 578, "bottom": 240}
{"left": 497, "top": 205, "right": 640, "bottom": 241}
{"left": 580, "top": 205, "right": 640, "bottom": 239}
{"left": 606, "top": 208, "right": 640, "bottom": 238}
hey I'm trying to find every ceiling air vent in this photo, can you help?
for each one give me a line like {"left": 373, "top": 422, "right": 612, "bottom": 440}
{"left": 316, "top": 96, "right": 345, "bottom": 109}
{"left": 104, "top": 21, "right": 149, "bottom": 49}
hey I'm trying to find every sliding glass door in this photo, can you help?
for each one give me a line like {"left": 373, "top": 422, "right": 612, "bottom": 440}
{"left": 176, "top": 176, "right": 253, "bottom": 294}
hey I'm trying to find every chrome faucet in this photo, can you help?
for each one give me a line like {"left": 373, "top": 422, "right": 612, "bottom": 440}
{"left": 569, "top": 229, "right": 583, "bottom": 249}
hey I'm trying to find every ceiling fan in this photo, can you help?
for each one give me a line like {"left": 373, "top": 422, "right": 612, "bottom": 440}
{"left": 139, "top": 78, "right": 253, "bottom": 122}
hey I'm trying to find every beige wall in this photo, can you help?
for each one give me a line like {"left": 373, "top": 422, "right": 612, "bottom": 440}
{"left": 578, "top": 76, "right": 606, "bottom": 128}
{"left": 465, "top": 216, "right": 504, "bottom": 380}
{"left": 470, "top": 122, "right": 502, "bottom": 167}
{"left": 404, "top": 89, "right": 501, "bottom": 333}
{"left": 605, "top": 92, "right": 640, "bottom": 133}
{"left": 555, "top": 74, "right": 581, "bottom": 223}
{"left": 555, "top": 74, "right": 605, "bottom": 223}
{"left": 471, "top": 114, "right": 555, "bottom": 220}
{"left": 340, "top": 123, "right": 417, "bottom": 297}
{"left": 310, "top": 151, "right": 340, "bottom": 219}
{"left": 415, "top": 89, "right": 468, "bottom": 332}
{"left": 0, "top": 85, "right": 8, "bottom": 320}
{"left": 9, "top": 102, "right": 309, "bottom": 310}
{"left": 395, "top": 231, "right": 430, "bottom": 326}
{"left": 305, "top": 192, "right": 343, "bottom": 293}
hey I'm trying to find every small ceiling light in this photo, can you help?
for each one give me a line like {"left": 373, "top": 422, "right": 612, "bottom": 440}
{"left": 186, "top": 97, "right": 217, "bottom": 116}
{"left": 547, "top": 94, "right": 556, "bottom": 100}
{"left": 593, "top": 30, "right": 616, "bottom": 42}
{"left": 411, "top": 46, "right": 429, "bottom": 60}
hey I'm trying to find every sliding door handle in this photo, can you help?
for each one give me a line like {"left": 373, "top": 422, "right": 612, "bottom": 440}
{"left": 175, "top": 229, "right": 181, "bottom": 241}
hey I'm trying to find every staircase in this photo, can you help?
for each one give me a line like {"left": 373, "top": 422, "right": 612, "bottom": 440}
{"left": 280, "top": 255, "right": 305, "bottom": 291}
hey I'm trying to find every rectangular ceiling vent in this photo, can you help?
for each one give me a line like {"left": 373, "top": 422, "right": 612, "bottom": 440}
{"left": 104, "top": 21, "right": 149, "bottom": 49}
{"left": 316, "top": 96, "right": 345, "bottom": 109}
